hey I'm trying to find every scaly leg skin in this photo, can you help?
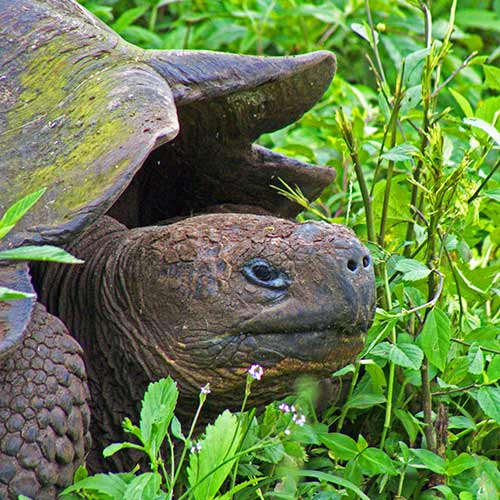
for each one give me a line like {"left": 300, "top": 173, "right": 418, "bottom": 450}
{"left": 0, "top": 303, "right": 91, "bottom": 500}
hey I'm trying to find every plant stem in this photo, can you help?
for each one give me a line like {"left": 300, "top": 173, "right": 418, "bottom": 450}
{"left": 421, "top": 359, "right": 436, "bottom": 452}
{"left": 380, "top": 265, "right": 395, "bottom": 449}
{"left": 468, "top": 156, "right": 500, "bottom": 203}
{"left": 336, "top": 108, "right": 377, "bottom": 243}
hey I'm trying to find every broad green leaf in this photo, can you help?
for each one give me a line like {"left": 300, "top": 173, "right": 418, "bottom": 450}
{"left": 449, "top": 88, "right": 474, "bottom": 117}
{"left": 112, "top": 6, "right": 147, "bottom": 33}
{"left": 483, "top": 64, "right": 500, "bottom": 90}
{"left": 394, "top": 409, "right": 419, "bottom": 443}
{"left": 358, "top": 448, "right": 398, "bottom": 476}
{"left": 0, "top": 246, "right": 83, "bottom": 264}
{"left": 409, "top": 448, "right": 446, "bottom": 474}
{"left": 345, "top": 392, "right": 386, "bottom": 409}
{"left": 61, "top": 473, "right": 130, "bottom": 498}
{"left": 123, "top": 473, "right": 161, "bottom": 500}
{"left": 187, "top": 410, "right": 243, "bottom": 500}
{"left": 419, "top": 309, "right": 451, "bottom": 371}
{"left": 255, "top": 438, "right": 284, "bottom": 464}
{"left": 467, "top": 344, "right": 484, "bottom": 375}
{"left": 0, "top": 189, "right": 45, "bottom": 240}
{"left": 477, "top": 386, "right": 500, "bottom": 423}
{"left": 464, "top": 117, "right": 500, "bottom": 147}
{"left": 395, "top": 258, "right": 431, "bottom": 281}
{"left": 103, "top": 442, "right": 144, "bottom": 458}
{"left": 381, "top": 144, "right": 419, "bottom": 162}
{"left": 351, "top": 22, "right": 378, "bottom": 44}
{"left": 487, "top": 355, "right": 500, "bottom": 382}
{"left": 320, "top": 432, "right": 358, "bottom": 460}
{"left": 446, "top": 453, "right": 477, "bottom": 476}
{"left": 332, "top": 364, "right": 355, "bottom": 377}
{"left": 484, "top": 188, "right": 500, "bottom": 202}
{"left": 140, "top": 377, "right": 178, "bottom": 458}
{"left": 171, "top": 415, "right": 185, "bottom": 441}
{"left": 296, "top": 470, "right": 371, "bottom": 500}
{"left": 0, "top": 286, "right": 35, "bottom": 300}
{"left": 371, "top": 342, "right": 423, "bottom": 370}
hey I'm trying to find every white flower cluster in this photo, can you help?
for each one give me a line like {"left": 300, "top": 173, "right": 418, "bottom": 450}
{"left": 248, "top": 364, "right": 264, "bottom": 381}
{"left": 190, "top": 441, "right": 202, "bottom": 454}
{"left": 278, "top": 401, "right": 306, "bottom": 432}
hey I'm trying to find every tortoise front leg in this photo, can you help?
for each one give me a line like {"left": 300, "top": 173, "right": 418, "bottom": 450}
{"left": 0, "top": 303, "right": 91, "bottom": 500}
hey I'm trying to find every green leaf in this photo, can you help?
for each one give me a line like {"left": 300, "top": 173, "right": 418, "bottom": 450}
{"left": 112, "top": 6, "right": 148, "bottom": 33}
{"left": 446, "top": 453, "right": 477, "bottom": 476}
{"left": 395, "top": 258, "right": 431, "bottom": 281}
{"left": 381, "top": 144, "right": 419, "bottom": 162}
{"left": 320, "top": 433, "right": 358, "bottom": 460}
{"left": 419, "top": 309, "right": 451, "bottom": 371}
{"left": 296, "top": 470, "right": 371, "bottom": 500}
{"left": 0, "top": 286, "right": 35, "bottom": 300}
{"left": 345, "top": 393, "right": 386, "bottom": 409}
{"left": 394, "top": 409, "right": 420, "bottom": 444}
{"left": 103, "top": 442, "right": 144, "bottom": 458}
{"left": 487, "top": 355, "right": 500, "bottom": 382}
{"left": 483, "top": 64, "right": 500, "bottom": 90}
{"left": 171, "top": 415, "right": 185, "bottom": 441}
{"left": 0, "top": 189, "right": 46, "bottom": 240}
{"left": 358, "top": 448, "right": 398, "bottom": 476}
{"left": 449, "top": 88, "right": 474, "bottom": 118}
{"left": 483, "top": 188, "right": 500, "bottom": 202}
{"left": 351, "top": 22, "right": 378, "bottom": 44}
{"left": 140, "top": 377, "right": 178, "bottom": 459}
{"left": 61, "top": 473, "right": 129, "bottom": 498}
{"left": 371, "top": 342, "right": 423, "bottom": 370}
{"left": 0, "top": 246, "right": 83, "bottom": 264}
{"left": 187, "top": 410, "right": 243, "bottom": 500}
{"left": 477, "top": 386, "right": 500, "bottom": 423}
{"left": 409, "top": 448, "right": 446, "bottom": 474}
{"left": 464, "top": 117, "right": 500, "bottom": 147}
{"left": 123, "top": 473, "right": 161, "bottom": 500}
{"left": 467, "top": 344, "right": 485, "bottom": 375}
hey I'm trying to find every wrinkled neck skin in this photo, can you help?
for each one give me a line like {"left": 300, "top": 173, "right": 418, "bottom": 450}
{"left": 36, "top": 217, "right": 160, "bottom": 471}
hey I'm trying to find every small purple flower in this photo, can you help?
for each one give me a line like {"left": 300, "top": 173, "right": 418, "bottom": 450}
{"left": 279, "top": 403, "right": 291, "bottom": 413}
{"left": 292, "top": 413, "right": 306, "bottom": 427}
{"left": 248, "top": 364, "right": 264, "bottom": 381}
{"left": 200, "top": 383, "right": 211, "bottom": 395}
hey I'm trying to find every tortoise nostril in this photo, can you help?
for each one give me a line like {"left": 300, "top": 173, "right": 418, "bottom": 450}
{"left": 363, "top": 255, "right": 371, "bottom": 268}
{"left": 347, "top": 259, "right": 359, "bottom": 272}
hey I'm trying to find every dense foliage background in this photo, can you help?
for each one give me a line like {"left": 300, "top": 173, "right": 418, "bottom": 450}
{"left": 67, "top": 1, "right": 500, "bottom": 498}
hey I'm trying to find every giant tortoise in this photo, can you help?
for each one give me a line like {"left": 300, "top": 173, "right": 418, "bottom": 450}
{"left": 0, "top": 0, "right": 376, "bottom": 498}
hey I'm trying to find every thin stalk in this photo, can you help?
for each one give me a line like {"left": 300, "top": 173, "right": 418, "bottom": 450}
{"left": 169, "top": 395, "right": 207, "bottom": 498}
{"left": 468, "top": 156, "right": 500, "bottom": 203}
{"left": 337, "top": 363, "right": 361, "bottom": 432}
{"left": 336, "top": 108, "right": 377, "bottom": 243}
{"left": 379, "top": 71, "right": 404, "bottom": 247}
{"left": 365, "top": 0, "right": 387, "bottom": 84}
{"left": 421, "top": 359, "right": 436, "bottom": 452}
{"left": 380, "top": 265, "right": 396, "bottom": 449}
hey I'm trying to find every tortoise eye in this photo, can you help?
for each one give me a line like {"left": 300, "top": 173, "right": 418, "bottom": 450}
{"left": 242, "top": 258, "right": 291, "bottom": 290}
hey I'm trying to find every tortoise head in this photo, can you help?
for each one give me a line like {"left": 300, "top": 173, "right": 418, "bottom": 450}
{"left": 115, "top": 214, "right": 375, "bottom": 410}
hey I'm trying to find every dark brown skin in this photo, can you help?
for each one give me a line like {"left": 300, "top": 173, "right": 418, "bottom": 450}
{"left": 35, "top": 212, "right": 375, "bottom": 472}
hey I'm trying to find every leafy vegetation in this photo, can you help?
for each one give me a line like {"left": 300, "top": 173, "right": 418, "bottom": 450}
{"left": 0, "top": 189, "right": 82, "bottom": 301}
{"left": 47, "top": 0, "right": 500, "bottom": 498}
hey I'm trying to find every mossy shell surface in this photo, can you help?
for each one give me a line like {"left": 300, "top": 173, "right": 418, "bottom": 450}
{"left": 0, "top": 0, "right": 337, "bottom": 353}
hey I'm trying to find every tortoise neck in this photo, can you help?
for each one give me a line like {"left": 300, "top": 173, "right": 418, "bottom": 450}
{"left": 35, "top": 216, "right": 151, "bottom": 471}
